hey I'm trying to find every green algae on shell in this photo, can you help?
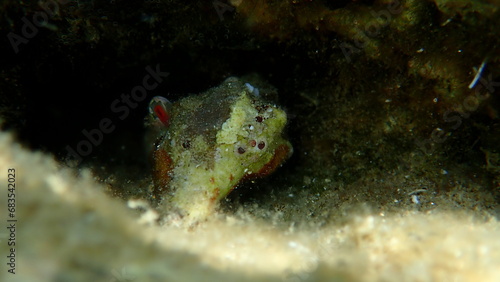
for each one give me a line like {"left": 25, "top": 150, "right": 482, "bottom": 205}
{"left": 147, "top": 77, "right": 292, "bottom": 220}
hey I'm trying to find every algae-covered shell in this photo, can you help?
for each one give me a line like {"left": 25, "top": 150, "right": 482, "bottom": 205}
{"left": 148, "top": 77, "right": 292, "bottom": 220}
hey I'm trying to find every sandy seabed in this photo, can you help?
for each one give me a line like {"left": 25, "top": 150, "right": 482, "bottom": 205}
{"left": 0, "top": 130, "right": 499, "bottom": 282}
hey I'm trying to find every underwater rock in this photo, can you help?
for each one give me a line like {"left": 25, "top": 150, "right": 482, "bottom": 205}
{"left": 146, "top": 77, "right": 292, "bottom": 220}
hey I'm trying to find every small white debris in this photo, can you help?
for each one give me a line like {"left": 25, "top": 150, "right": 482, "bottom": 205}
{"left": 245, "top": 82, "right": 254, "bottom": 93}
{"left": 128, "top": 199, "right": 159, "bottom": 225}
{"left": 417, "top": 48, "right": 424, "bottom": 53}
{"left": 385, "top": 99, "right": 392, "bottom": 103}
{"left": 244, "top": 82, "right": 260, "bottom": 97}
{"left": 249, "top": 125, "right": 254, "bottom": 130}
{"left": 440, "top": 169, "right": 448, "bottom": 175}
{"left": 138, "top": 209, "right": 159, "bottom": 225}
{"left": 441, "top": 18, "right": 452, "bottom": 26}
{"left": 469, "top": 58, "right": 487, "bottom": 89}
{"left": 267, "top": 108, "right": 273, "bottom": 112}
{"left": 433, "top": 97, "right": 438, "bottom": 103}
{"left": 411, "top": 194, "right": 420, "bottom": 204}
{"left": 46, "top": 175, "right": 68, "bottom": 195}
{"left": 127, "top": 199, "right": 149, "bottom": 209}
